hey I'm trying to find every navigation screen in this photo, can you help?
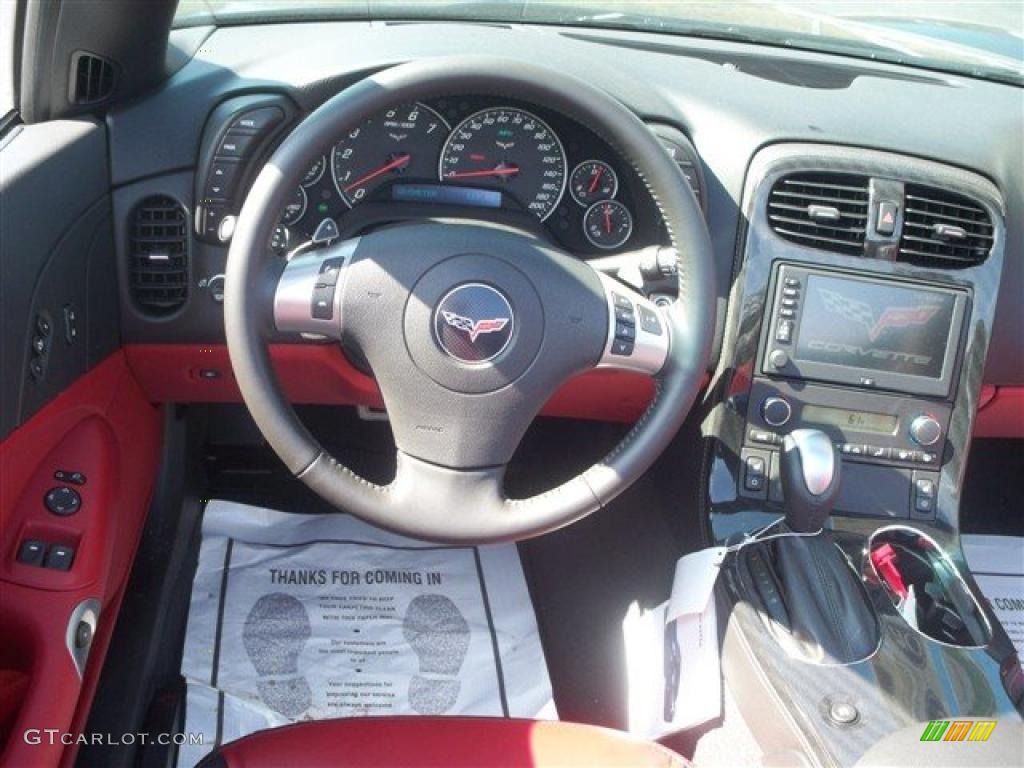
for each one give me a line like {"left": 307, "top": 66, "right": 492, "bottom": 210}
{"left": 794, "top": 275, "right": 956, "bottom": 379}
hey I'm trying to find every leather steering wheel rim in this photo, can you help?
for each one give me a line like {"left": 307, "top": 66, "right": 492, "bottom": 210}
{"left": 224, "top": 56, "right": 715, "bottom": 543}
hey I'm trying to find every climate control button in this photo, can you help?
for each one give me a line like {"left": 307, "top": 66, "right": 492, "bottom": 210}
{"left": 909, "top": 414, "right": 942, "bottom": 446}
{"left": 761, "top": 396, "right": 792, "bottom": 427}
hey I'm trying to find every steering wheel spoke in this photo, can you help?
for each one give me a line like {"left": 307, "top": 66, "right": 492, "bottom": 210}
{"left": 593, "top": 271, "right": 671, "bottom": 376}
{"left": 273, "top": 237, "right": 360, "bottom": 339}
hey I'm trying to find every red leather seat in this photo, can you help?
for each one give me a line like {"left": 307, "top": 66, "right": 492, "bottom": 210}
{"left": 195, "top": 717, "right": 688, "bottom": 767}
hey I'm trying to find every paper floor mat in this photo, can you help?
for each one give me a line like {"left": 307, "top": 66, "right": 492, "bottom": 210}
{"left": 178, "top": 500, "right": 555, "bottom": 767}
{"left": 961, "top": 534, "right": 1024, "bottom": 657}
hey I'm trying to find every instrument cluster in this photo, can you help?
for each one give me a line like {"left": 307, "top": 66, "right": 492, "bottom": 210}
{"left": 273, "top": 97, "right": 672, "bottom": 257}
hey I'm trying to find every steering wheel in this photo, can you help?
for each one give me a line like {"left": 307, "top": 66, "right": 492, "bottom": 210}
{"left": 224, "top": 56, "right": 715, "bottom": 543}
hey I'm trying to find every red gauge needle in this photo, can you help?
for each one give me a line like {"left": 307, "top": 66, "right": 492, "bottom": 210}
{"left": 446, "top": 166, "right": 520, "bottom": 180}
{"left": 603, "top": 204, "right": 613, "bottom": 233}
{"left": 344, "top": 153, "right": 410, "bottom": 193}
{"left": 588, "top": 166, "right": 603, "bottom": 193}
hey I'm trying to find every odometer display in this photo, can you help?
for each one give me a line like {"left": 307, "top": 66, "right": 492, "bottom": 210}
{"left": 439, "top": 107, "right": 566, "bottom": 220}
{"left": 331, "top": 103, "right": 449, "bottom": 207}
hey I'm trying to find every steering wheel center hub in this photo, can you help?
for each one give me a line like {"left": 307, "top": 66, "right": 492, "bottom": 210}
{"left": 434, "top": 283, "right": 515, "bottom": 364}
{"left": 402, "top": 251, "right": 545, "bottom": 394}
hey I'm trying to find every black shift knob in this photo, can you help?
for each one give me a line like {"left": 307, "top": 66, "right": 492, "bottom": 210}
{"left": 781, "top": 429, "right": 841, "bottom": 532}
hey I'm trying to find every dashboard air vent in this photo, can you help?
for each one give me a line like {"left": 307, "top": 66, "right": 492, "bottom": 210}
{"left": 70, "top": 51, "right": 115, "bottom": 105}
{"left": 899, "top": 184, "right": 993, "bottom": 267}
{"left": 767, "top": 173, "right": 869, "bottom": 255}
{"left": 129, "top": 196, "right": 188, "bottom": 314}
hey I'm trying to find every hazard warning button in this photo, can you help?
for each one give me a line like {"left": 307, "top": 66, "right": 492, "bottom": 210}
{"left": 876, "top": 201, "right": 898, "bottom": 236}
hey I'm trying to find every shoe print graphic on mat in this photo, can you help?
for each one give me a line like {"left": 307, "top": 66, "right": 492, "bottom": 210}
{"left": 242, "top": 592, "right": 313, "bottom": 718}
{"left": 403, "top": 594, "right": 471, "bottom": 714}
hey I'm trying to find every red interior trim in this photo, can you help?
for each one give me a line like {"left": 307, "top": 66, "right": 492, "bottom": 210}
{"left": 0, "top": 351, "right": 161, "bottom": 768}
{"left": 124, "top": 343, "right": 656, "bottom": 423}
{"left": 974, "top": 385, "right": 1024, "bottom": 438}
{"left": 213, "top": 716, "right": 687, "bottom": 767}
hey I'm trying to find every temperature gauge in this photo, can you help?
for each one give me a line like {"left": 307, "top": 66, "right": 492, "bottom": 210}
{"left": 583, "top": 199, "right": 633, "bottom": 250}
{"left": 281, "top": 186, "right": 307, "bottom": 226}
{"left": 570, "top": 160, "right": 618, "bottom": 206}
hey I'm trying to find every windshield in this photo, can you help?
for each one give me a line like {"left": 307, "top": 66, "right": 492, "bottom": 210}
{"left": 173, "top": 1, "right": 1023, "bottom": 86}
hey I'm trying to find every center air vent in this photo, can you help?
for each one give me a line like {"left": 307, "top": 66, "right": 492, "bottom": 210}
{"left": 767, "top": 173, "right": 869, "bottom": 255}
{"left": 899, "top": 184, "right": 993, "bottom": 267}
{"left": 129, "top": 196, "right": 188, "bottom": 314}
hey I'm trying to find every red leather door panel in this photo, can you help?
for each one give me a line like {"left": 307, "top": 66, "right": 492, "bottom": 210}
{"left": 0, "top": 351, "right": 161, "bottom": 768}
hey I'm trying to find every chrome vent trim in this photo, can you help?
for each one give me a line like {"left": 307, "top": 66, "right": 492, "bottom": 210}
{"left": 898, "top": 184, "right": 994, "bottom": 267}
{"left": 767, "top": 172, "right": 869, "bottom": 255}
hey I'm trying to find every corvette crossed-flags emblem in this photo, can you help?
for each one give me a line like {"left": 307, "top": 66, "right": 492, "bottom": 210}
{"left": 441, "top": 311, "right": 510, "bottom": 342}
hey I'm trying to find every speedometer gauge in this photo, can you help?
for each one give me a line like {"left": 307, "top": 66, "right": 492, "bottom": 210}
{"left": 332, "top": 103, "right": 449, "bottom": 207}
{"left": 439, "top": 107, "right": 566, "bottom": 221}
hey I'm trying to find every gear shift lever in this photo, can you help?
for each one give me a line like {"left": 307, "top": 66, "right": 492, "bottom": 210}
{"left": 780, "top": 429, "right": 841, "bottom": 532}
{"left": 733, "top": 428, "right": 879, "bottom": 663}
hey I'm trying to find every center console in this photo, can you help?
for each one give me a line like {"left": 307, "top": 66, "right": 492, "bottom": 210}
{"left": 740, "top": 263, "right": 970, "bottom": 521}
{"left": 705, "top": 144, "right": 1022, "bottom": 767}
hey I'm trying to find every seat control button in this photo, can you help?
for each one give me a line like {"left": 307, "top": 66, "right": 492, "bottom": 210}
{"left": 44, "top": 544, "right": 75, "bottom": 571}
{"left": 44, "top": 486, "right": 81, "bottom": 516}
{"left": 54, "top": 470, "right": 86, "bottom": 485}
{"left": 17, "top": 540, "right": 47, "bottom": 566}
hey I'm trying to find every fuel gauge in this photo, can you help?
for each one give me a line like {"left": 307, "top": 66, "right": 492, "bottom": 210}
{"left": 583, "top": 199, "right": 633, "bottom": 250}
{"left": 281, "top": 186, "right": 308, "bottom": 226}
{"left": 570, "top": 160, "right": 618, "bottom": 206}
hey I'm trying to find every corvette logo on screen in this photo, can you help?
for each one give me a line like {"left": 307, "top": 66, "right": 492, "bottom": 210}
{"left": 441, "top": 312, "right": 509, "bottom": 342}
{"left": 819, "top": 288, "right": 940, "bottom": 342}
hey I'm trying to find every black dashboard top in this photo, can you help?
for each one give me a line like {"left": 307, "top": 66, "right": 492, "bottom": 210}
{"left": 107, "top": 20, "right": 1023, "bottom": 383}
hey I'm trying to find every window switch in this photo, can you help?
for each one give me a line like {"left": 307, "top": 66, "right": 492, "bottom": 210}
{"left": 17, "top": 540, "right": 47, "bottom": 567}
{"left": 44, "top": 545, "right": 75, "bottom": 571}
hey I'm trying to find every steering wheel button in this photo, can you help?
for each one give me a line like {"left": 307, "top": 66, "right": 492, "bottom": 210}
{"left": 611, "top": 292, "right": 633, "bottom": 310}
{"left": 318, "top": 259, "right": 343, "bottom": 286}
{"left": 615, "top": 322, "right": 635, "bottom": 341}
{"left": 45, "top": 486, "right": 81, "bottom": 516}
{"left": 611, "top": 338, "right": 634, "bottom": 356}
{"left": 614, "top": 305, "right": 635, "bottom": 325}
{"left": 637, "top": 306, "right": 663, "bottom": 335}
{"left": 311, "top": 285, "right": 336, "bottom": 320}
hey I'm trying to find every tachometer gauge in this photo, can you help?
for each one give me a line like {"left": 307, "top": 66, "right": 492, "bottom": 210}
{"left": 583, "top": 200, "right": 633, "bottom": 250}
{"left": 439, "top": 107, "right": 566, "bottom": 220}
{"left": 281, "top": 186, "right": 307, "bottom": 226}
{"left": 302, "top": 155, "right": 326, "bottom": 187}
{"left": 570, "top": 160, "right": 617, "bottom": 206}
{"left": 332, "top": 103, "right": 449, "bottom": 206}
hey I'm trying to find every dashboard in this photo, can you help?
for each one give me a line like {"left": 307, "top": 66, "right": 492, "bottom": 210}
{"left": 108, "top": 19, "right": 1021, "bottom": 394}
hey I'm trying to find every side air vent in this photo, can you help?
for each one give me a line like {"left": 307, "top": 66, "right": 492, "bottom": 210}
{"left": 767, "top": 173, "right": 869, "bottom": 255}
{"left": 899, "top": 185, "right": 993, "bottom": 267}
{"left": 129, "top": 196, "right": 188, "bottom": 314}
{"left": 69, "top": 51, "right": 115, "bottom": 105}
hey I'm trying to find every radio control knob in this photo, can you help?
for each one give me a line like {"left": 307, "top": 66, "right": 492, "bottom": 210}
{"left": 762, "top": 396, "right": 792, "bottom": 428}
{"left": 909, "top": 415, "right": 941, "bottom": 446}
